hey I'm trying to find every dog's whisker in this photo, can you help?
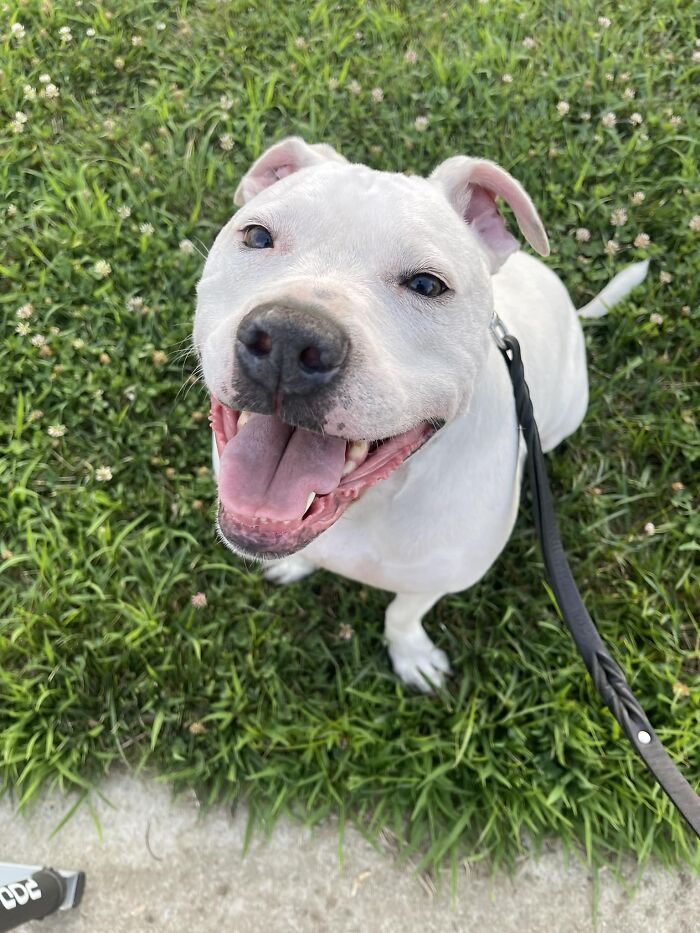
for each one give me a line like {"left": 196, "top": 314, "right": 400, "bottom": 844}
{"left": 170, "top": 346, "right": 199, "bottom": 365}
{"left": 165, "top": 334, "right": 198, "bottom": 352}
{"left": 191, "top": 238, "right": 210, "bottom": 260}
{"left": 175, "top": 363, "right": 205, "bottom": 403}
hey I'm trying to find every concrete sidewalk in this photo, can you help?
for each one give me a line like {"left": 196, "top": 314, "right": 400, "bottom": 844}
{"left": 1, "top": 773, "right": 697, "bottom": 932}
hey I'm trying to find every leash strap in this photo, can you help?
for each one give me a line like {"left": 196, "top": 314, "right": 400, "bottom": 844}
{"left": 496, "top": 327, "right": 700, "bottom": 839}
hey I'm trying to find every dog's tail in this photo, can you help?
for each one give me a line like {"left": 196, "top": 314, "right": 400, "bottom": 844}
{"left": 577, "top": 259, "right": 650, "bottom": 319}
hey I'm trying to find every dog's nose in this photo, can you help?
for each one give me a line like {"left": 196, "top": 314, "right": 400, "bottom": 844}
{"left": 235, "top": 304, "right": 349, "bottom": 396}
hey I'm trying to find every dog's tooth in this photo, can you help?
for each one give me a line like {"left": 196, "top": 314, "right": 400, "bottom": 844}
{"left": 303, "top": 492, "right": 316, "bottom": 516}
{"left": 347, "top": 440, "right": 369, "bottom": 463}
{"left": 342, "top": 460, "right": 358, "bottom": 476}
{"left": 237, "top": 410, "right": 253, "bottom": 429}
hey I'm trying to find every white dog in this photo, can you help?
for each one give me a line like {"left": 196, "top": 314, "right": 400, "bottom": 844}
{"left": 194, "top": 137, "right": 648, "bottom": 691}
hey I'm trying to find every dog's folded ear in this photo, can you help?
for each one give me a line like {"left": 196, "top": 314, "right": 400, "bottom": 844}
{"left": 429, "top": 156, "right": 549, "bottom": 272}
{"left": 234, "top": 137, "right": 347, "bottom": 207}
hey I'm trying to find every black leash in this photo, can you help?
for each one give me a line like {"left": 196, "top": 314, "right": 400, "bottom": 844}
{"left": 492, "top": 318, "right": 700, "bottom": 839}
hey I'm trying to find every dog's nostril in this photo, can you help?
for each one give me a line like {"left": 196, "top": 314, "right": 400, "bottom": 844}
{"left": 299, "top": 346, "right": 327, "bottom": 373}
{"left": 244, "top": 329, "right": 272, "bottom": 357}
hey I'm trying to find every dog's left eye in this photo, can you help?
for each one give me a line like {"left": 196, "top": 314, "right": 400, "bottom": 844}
{"left": 404, "top": 273, "right": 447, "bottom": 298}
{"left": 243, "top": 225, "right": 274, "bottom": 249}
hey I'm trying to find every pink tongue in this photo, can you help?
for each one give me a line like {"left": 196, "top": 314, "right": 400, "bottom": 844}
{"left": 218, "top": 414, "right": 347, "bottom": 521}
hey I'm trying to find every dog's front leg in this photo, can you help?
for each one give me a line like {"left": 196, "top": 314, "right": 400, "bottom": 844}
{"left": 385, "top": 592, "right": 450, "bottom": 692}
{"left": 263, "top": 554, "right": 317, "bottom": 585}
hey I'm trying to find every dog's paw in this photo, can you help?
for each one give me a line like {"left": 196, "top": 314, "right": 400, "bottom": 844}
{"left": 263, "top": 555, "right": 316, "bottom": 586}
{"left": 387, "top": 632, "right": 451, "bottom": 693}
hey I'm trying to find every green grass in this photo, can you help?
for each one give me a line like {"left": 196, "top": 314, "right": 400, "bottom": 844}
{"left": 1, "top": 0, "right": 698, "bottom": 877}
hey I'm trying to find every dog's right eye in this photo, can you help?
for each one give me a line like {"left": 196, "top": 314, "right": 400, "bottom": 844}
{"left": 243, "top": 225, "right": 274, "bottom": 249}
{"left": 404, "top": 273, "right": 448, "bottom": 298}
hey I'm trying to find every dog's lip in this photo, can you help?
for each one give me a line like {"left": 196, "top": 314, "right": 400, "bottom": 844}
{"left": 210, "top": 397, "right": 442, "bottom": 556}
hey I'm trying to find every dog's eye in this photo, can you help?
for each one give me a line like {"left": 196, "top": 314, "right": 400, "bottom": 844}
{"left": 405, "top": 273, "right": 447, "bottom": 298}
{"left": 243, "top": 225, "right": 274, "bottom": 249}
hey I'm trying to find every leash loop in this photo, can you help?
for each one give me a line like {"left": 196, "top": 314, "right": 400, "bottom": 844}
{"left": 496, "top": 325, "right": 700, "bottom": 839}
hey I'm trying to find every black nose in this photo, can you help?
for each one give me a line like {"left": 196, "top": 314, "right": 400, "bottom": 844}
{"left": 235, "top": 304, "right": 349, "bottom": 396}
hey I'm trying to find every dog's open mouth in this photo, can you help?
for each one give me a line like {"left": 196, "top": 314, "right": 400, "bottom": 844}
{"left": 210, "top": 397, "right": 440, "bottom": 558}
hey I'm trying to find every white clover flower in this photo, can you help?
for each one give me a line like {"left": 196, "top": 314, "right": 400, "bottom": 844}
{"left": 44, "top": 83, "right": 60, "bottom": 99}
{"left": 96, "top": 466, "right": 113, "bottom": 481}
{"left": 15, "top": 322, "right": 31, "bottom": 336}
{"left": 502, "top": 73, "right": 513, "bottom": 83}
{"left": 93, "top": 259, "right": 112, "bottom": 278}
{"left": 7, "top": 204, "right": 18, "bottom": 217}
{"left": 59, "top": 26, "right": 73, "bottom": 42}
{"left": 689, "top": 215, "right": 700, "bottom": 232}
{"left": 693, "top": 50, "right": 700, "bottom": 62}
{"left": 219, "top": 94, "right": 233, "bottom": 110}
{"left": 86, "top": 27, "right": 95, "bottom": 37}
{"left": 23, "top": 85, "right": 36, "bottom": 100}
{"left": 631, "top": 191, "right": 645, "bottom": 205}
{"left": 522, "top": 36, "right": 535, "bottom": 49}
{"left": 328, "top": 77, "right": 338, "bottom": 90}
{"left": 39, "top": 74, "right": 51, "bottom": 84}
{"left": 48, "top": 424, "right": 66, "bottom": 437}
{"left": 404, "top": 48, "right": 418, "bottom": 62}
{"left": 610, "top": 207, "right": 627, "bottom": 226}
{"left": 633, "top": 232, "right": 650, "bottom": 248}
{"left": 127, "top": 296, "right": 145, "bottom": 312}
{"left": 10, "top": 112, "right": 28, "bottom": 133}
{"left": 117, "top": 205, "right": 131, "bottom": 219}
{"left": 669, "top": 115, "right": 682, "bottom": 126}
{"left": 414, "top": 115, "right": 429, "bottom": 131}
{"left": 623, "top": 87, "right": 635, "bottom": 100}
{"left": 348, "top": 80, "right": 361, "bottom": 95}
{"left": 30, "top": 334, "right": 46, "bottom": 347}
{"left": 371, "top": 87, "right": 384, "bottom": 102}
{"left": 601, "top": 111, "right": 617, "bottom": 128}
{"left": 114, "top": 57, "right": 125, "bottom": 70}
{"left": 16, "top": 303, "right": 33, "bottom": 319}
{"left": 605, "top": 239, "right": 619, "bottom": 256}
{"left": 659, "top": 271, "right": 672, "bottom": 284}
{"left": 598, "top": 16, "right": 611, "bottom": 27}
{"left": 139, "top": 222, "right": 154, "bottom": 236}
{"left": 156, "top": 22, "right": 166, "bottom": 31}
{"left": 556, "top": 100, "right": 570, "bottom": 116}
{"left": 580, "top": 111, "right": 591, "bottom": 121}
{"left": 294, "top": 36, "right": 306, "bottom": 49}
{"left": 131, "top": 35, "right": 143, "bottom": 46}
{"left": 643, "top": 521, "right": 656, "bottom": 535}
{"left": 11, "top": 22, "right": 26, "bottom": 39}
{"left": 629, "top": 112, "right": 643, "bottom": 125}
{"left": 575, "top": 227, "right": 591, "bottom": 242}
{"left": 179, "top": 238, "right": 195, "bottom": 254}
{"left": 72, "top": 338, "right": 85, "bottom": 349}
{"left": 219, "top": 134, "right": 234, "bottom": 151}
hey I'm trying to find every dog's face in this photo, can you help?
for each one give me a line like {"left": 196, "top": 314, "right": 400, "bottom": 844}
{"left": 194, "top": 137, "right": 548, "bottom": 559}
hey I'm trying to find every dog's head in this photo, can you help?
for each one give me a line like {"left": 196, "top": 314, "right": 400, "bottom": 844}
{"left": 194, "top": 137, "right": 548, "bottom": 558}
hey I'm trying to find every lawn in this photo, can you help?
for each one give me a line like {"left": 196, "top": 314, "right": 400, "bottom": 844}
{"left": 1, "top": 0, "right": 698, "bottom": 876}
